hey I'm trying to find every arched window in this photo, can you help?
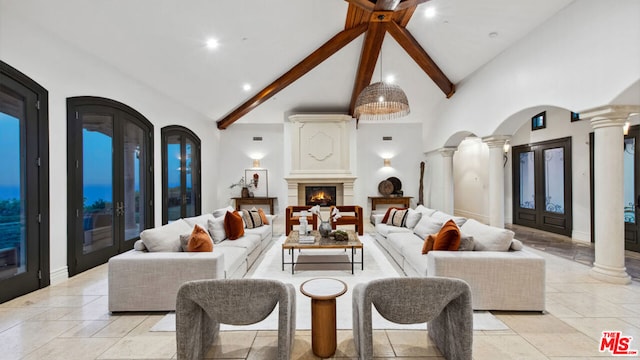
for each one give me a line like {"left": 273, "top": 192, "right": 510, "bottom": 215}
{"left": 162, "top": 125, "right": 201, "bottom": 224}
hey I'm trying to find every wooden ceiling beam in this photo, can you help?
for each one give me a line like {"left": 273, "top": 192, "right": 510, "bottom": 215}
{"left": 345, "top": 4, "right": 370, "bottom": 29}
{"left": 396, "top": 0, "right": 430, "bottom": 11}
{"left": 216, "top": 23, "right": 368, "bottom": 130}
{"left": 348, "top": 21, "right": 387, "bottom": 115}
{"left": 385, "top": 20, "right": 455, "bottom": 97}
{"left": 344, "top": 0, "right": 375, "bottom": 12}
{"left": 393, "top": 6, "right": 417, "bottom": 27}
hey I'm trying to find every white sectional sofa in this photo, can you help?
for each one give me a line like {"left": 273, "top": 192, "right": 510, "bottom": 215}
{"left": 373, "top": 206, "right": 546, "bottom": 312}
{"left": 108, "top": 208, "right": 273, "bottom": 312}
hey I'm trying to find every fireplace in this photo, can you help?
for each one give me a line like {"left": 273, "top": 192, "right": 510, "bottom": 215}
{"left": 305, "top": 186, "right": 337, "bottom": 207}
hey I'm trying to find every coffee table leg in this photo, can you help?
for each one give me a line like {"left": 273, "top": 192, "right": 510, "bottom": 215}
{"left": 310, "top": 298, "right": 337, "bottom": 358}
{"left": 351, "top": 247, "right": 354, "bottom": 274}
{"left": 291, "top": 249, "right": 295, "bottom": 274}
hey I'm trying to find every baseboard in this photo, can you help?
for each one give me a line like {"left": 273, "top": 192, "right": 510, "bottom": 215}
{"left": 454, "top": 209, "right": 489, "bottom": 224}
{"left": 571, "top": 230, "right": 591, "bottom": 243}
{"left": 49, "top": 266, "right": 69, "bottom": 285}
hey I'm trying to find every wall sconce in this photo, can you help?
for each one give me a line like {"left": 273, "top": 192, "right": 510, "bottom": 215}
{"left": 252, "top": 159, "right": 261, "bottom": 168}
{"left": 624, "top": 121, "right": 630, "bottom": 136}
{"left": 383, "top": 158, "right": 391, "bottom": 167}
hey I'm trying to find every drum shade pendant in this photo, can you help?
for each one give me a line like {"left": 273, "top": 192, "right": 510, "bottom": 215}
{"left": 353, "top": 82, "right": 410, "bottom": 120}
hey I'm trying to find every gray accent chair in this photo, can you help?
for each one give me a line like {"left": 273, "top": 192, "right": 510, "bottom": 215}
{"left": 352, "top": 277, "right": 473, "bottom": 360}
{"left": 176, "top": 279, "right": 296, "bottom": 360}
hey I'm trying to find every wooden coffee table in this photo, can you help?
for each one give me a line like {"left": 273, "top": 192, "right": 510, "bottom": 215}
{"left": 282, "top": 230, "right": 363, "bottom": 274}
{"left": 300, "top": 278, "right": 348, "bottom": 358}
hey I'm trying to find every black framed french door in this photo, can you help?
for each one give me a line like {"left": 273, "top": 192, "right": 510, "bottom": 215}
{"left": 67, "top": 97, "right": 153, "bottom": 276}
{"left": 161, "top": 125, "right": 201, "bottom": 224}
{"left": 0, "top": 61, "right": 49, "bottom": 303}
{"left": 512, "top": 137, "right": 572, "bottom": 236}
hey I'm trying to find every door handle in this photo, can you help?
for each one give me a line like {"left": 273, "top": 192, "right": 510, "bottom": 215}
{"left": 116, "top": 202, "right": 124, "bottom": 216}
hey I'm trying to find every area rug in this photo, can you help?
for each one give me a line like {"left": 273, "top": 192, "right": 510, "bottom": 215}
{"left": 151, "top": 234, "right": 508, "bottom": 332}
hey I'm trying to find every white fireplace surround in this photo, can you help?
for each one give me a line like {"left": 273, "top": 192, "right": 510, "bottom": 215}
{"left": 285, "top": 114, "right": 357, "bottom": 206}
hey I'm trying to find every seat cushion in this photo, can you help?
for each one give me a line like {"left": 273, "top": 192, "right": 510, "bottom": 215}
{"left": 217, "top": 234, "right": 261, "bottom": 254}
{"left": 244, "top": 225, "right": 272, "bottom": 242}
{"left": 375, "top": 223, "right": 413, "bottom": 237}
{"left": 217, "top": 246, "right": 247, "bottom": 278}
{"left": 386, "top": 232, "right": 423, "bottom": 256}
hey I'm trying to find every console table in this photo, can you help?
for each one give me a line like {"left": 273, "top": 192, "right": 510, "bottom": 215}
{"left": 368, "top": 196, "right": 413, "bottom": 210}
{"left": 232, "top": 197, "right": 277, "bottom": 214}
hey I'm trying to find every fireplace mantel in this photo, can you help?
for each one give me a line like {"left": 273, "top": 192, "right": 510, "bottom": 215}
{"left": 286, "top": 114, "right": 357, "bottom": 206}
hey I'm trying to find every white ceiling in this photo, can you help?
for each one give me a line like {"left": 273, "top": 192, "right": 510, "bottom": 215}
{"left": 3, "top": 0, "right": 575, "bottom": 126}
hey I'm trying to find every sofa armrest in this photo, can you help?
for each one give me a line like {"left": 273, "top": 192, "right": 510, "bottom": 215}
{"left": 371, "top": 214, "right": 384, "bottom": 225}
{"left": 426, "top": 250, "right": 546, "bottom": 311}
{"left": 108, "top": 250, "right": 226, "bottom": 312}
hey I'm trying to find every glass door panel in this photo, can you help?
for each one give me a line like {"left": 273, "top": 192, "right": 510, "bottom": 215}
{"left": 167, "top": 135, "right": 181, "bottom": 222}
{"left": 185, "top": 140, "right": 195, "bottom": 218}
{"left": 519, "top": 151, "right": 535, "bottom": 209}
{"left": 123, "top": 121, "right": 146, "bottom": 241}
{"left": 82, "top": 115, "right": 114, "bottom": 254}
{"left": 0, "top": 109, "right": 26, "bottom": 280}
{"left": 624, "top": 138, "right": 636, "bottom": 224}
{"left": 544, "top": 147, "right": 565, "bottom": 214}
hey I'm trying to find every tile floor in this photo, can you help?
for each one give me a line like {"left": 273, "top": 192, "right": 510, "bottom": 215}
{"left": 1, "top": 220, "right": 640, "bottom": 359}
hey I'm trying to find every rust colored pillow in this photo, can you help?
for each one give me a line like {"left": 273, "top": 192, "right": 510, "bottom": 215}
{"left": 224, "top": 211, "right": 245, "bottom": 240}
{"left": 381, "top": 207, "right": 407, "bottom": 224}
{"left": 187, "top": 225, "right": 213, "bottom": 252}
{"left": 433, "top": 219, "right": 461, "bottom": 251}
{"left": 258, "top": 208, "right": 269, "bottom": 225}
{"left": 422, "top": 234, "right": 436, "bottom": 254}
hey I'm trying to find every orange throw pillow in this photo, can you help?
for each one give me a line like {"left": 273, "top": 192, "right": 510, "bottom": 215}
{"left": 187, "top": 225, "right": 213, "bottom": 252}
{"left": 422, "top": 234, "right": 436, "bottom": 254}
{"left": 381, "top": 207, "right": 407, "bottom": 223}
{"left": 224, "top": 211, "right": 245, "bottom": 240}
{"left": 258, "top": 208, "right": 269, "bottom": 225}
{"left": 433, "top": 219, "right": 461, "bottom": 251}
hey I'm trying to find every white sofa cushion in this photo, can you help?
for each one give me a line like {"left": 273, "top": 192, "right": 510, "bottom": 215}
{"left": 184, "top": 213, "right": 215, "bottom": 229}
{"left": 141, "top": 219, "right": 192, "bottom": 252}
{"left": 413, "top": 216, "right": 443, "bottom": 240}
{"left": 414, "top": 205, "right": 437, "bottom": 217}
{"left": 460, "top": 218, "right": 514, "bottom": 251}
{"left": 375, "top": 223, "right": 413, "bottom": 237}
{"left": 207, "top": 217, "right": 227, "bottom": 244}
{"left": 430, "top": 211, "right": 467, "bottom": 227}
{"left": 244, "top": 225, "right": 272, "bottom": 242}
{"left": 405, "top": 208, "right": 422, "bottom": 229}
{"left": 217, "top": 234, "right": 261, "bottom": 254}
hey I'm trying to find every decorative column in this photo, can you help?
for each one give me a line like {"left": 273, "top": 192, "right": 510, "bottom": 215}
{"left": 439, "top": 147, "right": 456, "bottom": 215}
{"left": 582, "top": 105, "right": 639, "bottom": 284}
{"left": 482, "top": 136, "right": 510, "bottom": 228}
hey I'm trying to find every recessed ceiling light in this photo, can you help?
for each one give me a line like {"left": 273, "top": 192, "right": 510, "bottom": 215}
{"left": 206, "top": 38, "right": 219, "bottom": 49}
{"left": 424, "top": 7, "right": 436, "bottom": 18}
{"left": 243, "top": 84, "right": 252, "bottom": 92}
{"left": 385, "top": 74, "right": 395, "bottom": 83}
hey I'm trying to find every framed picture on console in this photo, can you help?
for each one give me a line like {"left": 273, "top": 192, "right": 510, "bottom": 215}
{"left": 245, "top": 169, "right": 268, "bottom": 197}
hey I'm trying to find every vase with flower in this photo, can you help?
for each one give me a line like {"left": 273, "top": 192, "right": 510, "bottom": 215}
{"left": 308, "top": 205, "right": 342, "bottom": 238}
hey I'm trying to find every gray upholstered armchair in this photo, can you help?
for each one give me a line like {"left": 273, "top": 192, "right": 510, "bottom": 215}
{"left": 352, "top": 277, "right": 473, "bottom": 360}
{"left": 176, "top": 279, "right": 296, "bottom": 360}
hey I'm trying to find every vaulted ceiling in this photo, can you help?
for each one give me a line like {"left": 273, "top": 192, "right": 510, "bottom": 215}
{"left": 2, "top": 0, "right": 576, "bottom": 128}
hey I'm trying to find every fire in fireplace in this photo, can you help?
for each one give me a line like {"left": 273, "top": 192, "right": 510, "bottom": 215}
{"left": 305, "top": 186, "right": 337, "bottom": 207}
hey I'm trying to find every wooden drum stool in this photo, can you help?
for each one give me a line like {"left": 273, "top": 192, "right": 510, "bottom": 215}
{"left": 300, "top": 278, "right": 348, "bottom": 358}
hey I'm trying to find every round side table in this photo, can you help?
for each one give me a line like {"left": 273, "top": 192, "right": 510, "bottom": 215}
{"left": 300, "top": 278, "right": 348, "bottom": 358}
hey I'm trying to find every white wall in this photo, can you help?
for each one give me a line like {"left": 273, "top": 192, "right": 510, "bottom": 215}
{"left": 429, "top": 0, "right": 640, "bottom": 151}
{"left": 453, "top": 137, "right": 490, "bottom": 223}
{"left": 1, "top": 12, "right": 218, "bottom": 281}
{"left": 216, "top": 124, "right": 285, "bottom": 213}
{"left": 423, "top": 151, "right": 444, "bottom": 211}
{"left": 355, "top": 123, "right": 424, "bottom": 216}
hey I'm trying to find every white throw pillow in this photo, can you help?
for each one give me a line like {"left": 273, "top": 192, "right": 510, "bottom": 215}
{"left": 510, "top": 239, "right": 524, "bottom": 251}
{"left": 404, "top": 208, "right": 422, "bottom": 229}
{"left": 458, "top": 233, "right": 475, "bottom": 251}
{"left": 183, "top": 213, "right": 215, "bottom": 229}
{"left": 207, "top": 217, "right": 227, "bottom": 244}
{"left": 140, "top": 219, "right": 192, "bottom": 252}
{"left": 133, "top": 239, "right": 147, "bottom": 251}
{"left": 430, "top": 211, "right": 467, "bottom": 227}
{"left": 460, "top": 218, "right": 514, "bottom": 251}
{"left": 414, "top": 204, "right": 437, "bottom": 217}
{"left": 212, "top": 206, "right": 235, "bottom": 218}
{"left": 413, "top": 216, "right": 443, "bottom": 240}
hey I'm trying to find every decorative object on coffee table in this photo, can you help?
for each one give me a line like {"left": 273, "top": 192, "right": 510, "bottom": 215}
{"left": 331, "top": 230, "right": 348, "bottom": 241}
{"left": 318, "top": 221, "right": 332, "bottom": 238}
